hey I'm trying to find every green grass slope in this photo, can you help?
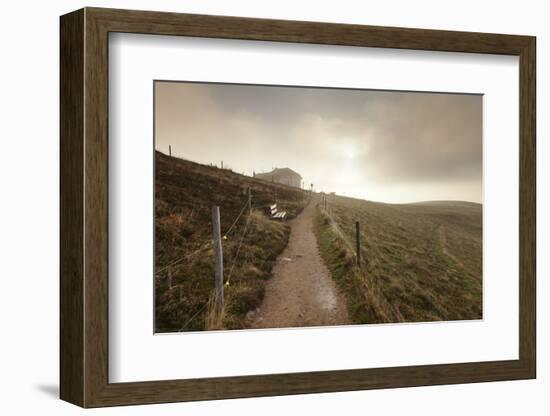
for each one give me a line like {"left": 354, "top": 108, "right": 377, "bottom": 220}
{"left": 314, "top": 195, "right": 482, "bottom": 324}
{"left": 155, "top": 151, "right": 308, "bottom": 332}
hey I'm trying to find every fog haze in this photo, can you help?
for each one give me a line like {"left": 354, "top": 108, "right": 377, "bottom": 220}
{"left": 155, "top": 81, "right": 482, "bottom": 203}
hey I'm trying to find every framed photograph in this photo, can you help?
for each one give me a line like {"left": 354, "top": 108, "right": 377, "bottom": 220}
{"left": 60, "top": 7, "right": 536, "bottom": 407}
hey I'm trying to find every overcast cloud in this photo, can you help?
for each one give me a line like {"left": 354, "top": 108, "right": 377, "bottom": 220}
{"left": 155, "top": 81, "right": 482, "bottom": 203}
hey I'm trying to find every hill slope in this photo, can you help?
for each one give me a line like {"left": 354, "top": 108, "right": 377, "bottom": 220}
{"left": 314, "top": 195, "right": 482, "bottom": 324}
{"left": 155, "top": 151, "right": 308, "bottom": 332}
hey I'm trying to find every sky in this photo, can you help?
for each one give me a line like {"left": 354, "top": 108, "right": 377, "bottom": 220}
{"left": 155, "top": 81, "right": 482, "bottom": 204}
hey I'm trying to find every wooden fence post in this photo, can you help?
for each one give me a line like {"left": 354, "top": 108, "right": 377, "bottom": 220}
{"left": 168, "top": 145, "right": 172, "bottom": 157}
{"left": 356, "top": 221, "right": 361, "bottom": 267}
{"left": 212, "top": 206, "right": 224, "bottom": 315}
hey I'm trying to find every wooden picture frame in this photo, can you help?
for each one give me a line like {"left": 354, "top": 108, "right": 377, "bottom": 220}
{"left": 60, "top": 7, "right": 536, "bottom": 408}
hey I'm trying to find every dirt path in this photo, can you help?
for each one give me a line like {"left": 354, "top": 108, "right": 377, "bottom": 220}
{"left": 249, "top": 200, "right": 350, "bottom": 329}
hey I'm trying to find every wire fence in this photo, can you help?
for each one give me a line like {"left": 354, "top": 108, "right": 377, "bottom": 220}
{"left": 155, "top": 240, "right": 214, "bottom": 276}
{"left": 225, "top": 213, "right": 252, "bottom": 286}
{"left": 322, "top": 199, "right": 366, "bottom": 268}
{"left": 157, "top": 195, "right": 255, "bottom": 330}
{"left": 157, "top": 189, "right": 309, "bottom": 330}
{"left": 155, "top": 197, "right": 251, "bottom": 277}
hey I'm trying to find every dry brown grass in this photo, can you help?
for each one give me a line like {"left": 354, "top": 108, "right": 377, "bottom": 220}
{"left": 314, "top": 195, "right": 482, "bottom": 324}
{"left": 155, "top": 152, "right": 308, "bottom": 332}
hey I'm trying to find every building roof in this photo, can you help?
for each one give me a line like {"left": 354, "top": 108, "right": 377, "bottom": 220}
{"left": 256, "top": 167, "right": 302, "bottom": 180}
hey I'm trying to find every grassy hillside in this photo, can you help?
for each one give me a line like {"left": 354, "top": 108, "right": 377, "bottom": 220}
{"left": 155, "top": 151, "right": 308, "bottom": 332}
{"left": 314, "top": 195, "right": 482, "bottom": 324}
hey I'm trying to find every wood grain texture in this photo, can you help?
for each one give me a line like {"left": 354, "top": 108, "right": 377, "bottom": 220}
{"left": 519, "top": 38, "right": 536, "bottom": 376}
{"left": 59, "top": 8, "right": 84, "bottom": 407}
{"left": 83, "top": 10, "right": 110, "bottom": 406}
{"left": 90, "top": 7, "right": 532, "bottom": 54}
{"left": 59, "top": 7, "right": 537, "bottom": 408}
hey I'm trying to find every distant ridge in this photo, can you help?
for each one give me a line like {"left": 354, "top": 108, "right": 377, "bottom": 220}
{"left": 410, "top": 200, "right": 482, "bottom": 207}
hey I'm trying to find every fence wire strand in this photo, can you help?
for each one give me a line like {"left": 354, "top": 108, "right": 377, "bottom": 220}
{"left": 223, "top": 199, "right": 249, "bottom": 238}
{"left": 225, "top": 213, "right": 252, "bottom": 286}
{"left": 179, "top": 301, "right": 209, "bottom": 331}
{"left": 155, "top": 241, "right": 213, "bottom": 276}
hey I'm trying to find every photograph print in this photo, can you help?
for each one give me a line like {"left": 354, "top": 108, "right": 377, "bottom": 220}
{"left": 154, "top": 81, "right": 482, "bottom": 333}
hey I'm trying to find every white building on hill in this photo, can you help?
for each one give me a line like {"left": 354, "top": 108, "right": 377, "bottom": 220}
{"left": 254, "top": 168, "right": 302, "bottom": 188}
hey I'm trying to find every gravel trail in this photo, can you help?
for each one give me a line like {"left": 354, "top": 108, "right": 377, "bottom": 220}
{"left": 250, "top": 200, "right": 350, "bottom": 329}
